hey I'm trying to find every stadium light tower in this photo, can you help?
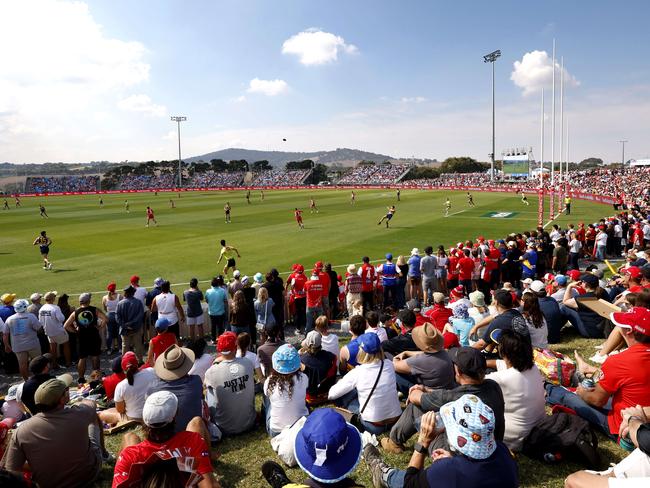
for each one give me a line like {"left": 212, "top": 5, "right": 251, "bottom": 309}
{"left": 619, "top": 140, "right": 628, "bottom": 166}
{"left": 483, "top": 49, "right": 501, "bottom": 181}
{"left": 171, "top": 116, "right": 187, "bottom": 187}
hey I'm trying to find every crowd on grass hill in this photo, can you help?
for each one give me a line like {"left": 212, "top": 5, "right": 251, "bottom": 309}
{"left": 337, "top": 164, "right": 411, "bottom": 185}
{"left": 249, "top": 170, "right": 312, "bottom": 187}
{"left": 1, "top": 204, "right": 650, "bottom": 487}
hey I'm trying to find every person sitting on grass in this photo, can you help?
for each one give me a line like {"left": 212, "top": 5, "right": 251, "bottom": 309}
{"left": 261, "top": 408, "right": 362, "bottom": 488}
{"left": 485, "top": 329, "right": 546, "bottom": 452}
{"left": 263, "top": 344, "right": 309, "bottom": 437}
{"left": 257, "top": 323, "right": 285, "bottom": 378}
{"left": 381, "top": 346, "right": 505, "bottom": 454}
{"left": 338, "top": 314, "right": 366, "bottom": 373}
{"left": 112, "top": 391, "right": 220, "bottom": 488}
{"left": 103, "top": 355, "right": 126, "bottom": 401}
{"left": 547, "top": 306, "right": 650, "bottom": 440}
{"left": 365, "top": 311, "right": 388, "bottom": 342}
{"left": 381, "top": 309, "right": 418, "bottom": 358}
{"left": 364, "top": 395, "right": 518, "bottom": 488}
{"left": 145, "top": 317, "right": 178, "bottom": 368}
{"left": 564, "top": 404, "right": 650, "bottom": 488}
{"left": 328, "top": 333, "right": 402, "bottom": 434}
{"left": 392, "top": 323, "right": 454, "bottom": 397}
{"left": 315, "top": 315, "right": 339, "bottom": 360}
{"left": 205, "top": 332, "right": 256, "bottom": 436}
{"left": 19, "top": 354, "right": 54, "bottom": 415}
{"left": 235, "top": 332, "right": 264, "bottom": 384}
{"left": 4, "top": 376, "right": 112, "bottom": 488}
{"left": 187, "top": 338, "right": 214, "bottom": 382}
{"left": 99, "top": 351, "right": 157, "bottom": 426}
{"left": 299, "top": 331, "right": 337, "bottom": 405}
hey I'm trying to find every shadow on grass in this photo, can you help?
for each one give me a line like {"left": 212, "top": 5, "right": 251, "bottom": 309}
{"left": 52, "top": 268, "right": 76, "bottom": 273}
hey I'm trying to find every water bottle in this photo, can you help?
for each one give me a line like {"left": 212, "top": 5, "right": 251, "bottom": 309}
{"left": 619, "top": 435, "right": 635, "bottom": 452}
{"left": 581, "top": 378, "right": 595, "bottom": 390}
{"left": 433, "top": 412, "right": 446, "bottom": 436}
{"left": 543, "top": 452, "right": 559, "bottom": 463}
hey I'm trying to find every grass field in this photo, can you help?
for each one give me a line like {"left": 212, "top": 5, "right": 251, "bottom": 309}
{"left": 1, "top": 188, "right": 610, "bottom": 298}
{"left": 1, "top": 189, "right": 627, "bottom": 487}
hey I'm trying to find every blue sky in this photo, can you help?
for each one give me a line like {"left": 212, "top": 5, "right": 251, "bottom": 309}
{"left": 1, "top": 0, "right": 649, "bottom": 163}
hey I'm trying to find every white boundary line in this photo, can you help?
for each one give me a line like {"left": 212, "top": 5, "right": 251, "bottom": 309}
{"left": 444, "top": 210, "right": 466, "bottom": 218}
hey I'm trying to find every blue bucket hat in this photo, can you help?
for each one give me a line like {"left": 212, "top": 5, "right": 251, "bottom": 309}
{"left": 385, "top": 253, "right": 393, "bottom": 260}
{"left": 555, "top": 274, "right": 567, "bottom": 286}
{"left": 440, "top": 394, "right": 496, "bottom": 460}
{"left": 357, "top": 332, "right": 381, "bottom": 355}
{"left": 155, "top": 317, "right": 171, "bottom": 331}
{"left": 254, "top": 272, "right": 264, "bottom": 284}
{"left": 452, "top": 302, "right": 469, "bottom": 320}
{"left": 272, "top": 344, "right": 301, "bottom": 374}
{"left": 294, "top": 408, "right": 362, "bottom": 483}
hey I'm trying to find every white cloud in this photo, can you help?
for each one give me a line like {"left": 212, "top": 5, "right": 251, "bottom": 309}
{"left": 247, "top": 78, "right": 288, "bottom": 96}
{"left": 282, "top": 28, "right": 358, "bottom": 65}
{"left": 510, "top": 51, "right": 580, "bottom": 96}
{"left": 0, "top": 0, "right": 153, "bottom": 161}
{"left": 511, "top": 50, "right": 579, "bottom": 96}
{"left": 118, "top": 94, "right": 166, "bottom": 117}
{"left": 233, "top": 95, "right": 247, "bottom": 103}
{"left": 401, "top": 97, "right": 427, "bottom": 103}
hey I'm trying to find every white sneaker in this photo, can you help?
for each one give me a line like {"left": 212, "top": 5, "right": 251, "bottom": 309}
{"left": 589, "top": 353, "right": 608, "bottom": 364}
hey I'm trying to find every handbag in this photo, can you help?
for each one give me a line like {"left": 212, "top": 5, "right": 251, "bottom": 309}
{"left": 256, "top": 301, "right": 269, "bottom": 331}
{"left": 533, "top": 348, "right": 576, "bottom": 387}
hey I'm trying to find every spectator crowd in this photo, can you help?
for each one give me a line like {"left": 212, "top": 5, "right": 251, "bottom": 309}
{"left": 25, "top": 176, "right": 99, "bottom": 193}
{"left": 249, "top": 170, "right": 311, "bottom": 187}
{"left": 1, "top": 192, "right": 650, "bottom": 487}
{"left": 338, "top": 164, "right": 411, "bottom": 185}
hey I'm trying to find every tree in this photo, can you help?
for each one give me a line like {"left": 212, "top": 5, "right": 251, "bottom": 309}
{"left": 285, "top": 160, "right": 313, "bottom": 170}
{"left": 401, "top": 166, "right": 440, "bottom": 181}
{"left": 210, "top": 159, "right": 227, "bottom": 172}
{"left": 439, "top": 157, "right": 489, "bottom": 174}
{"left": 308, "top": 163, "right": 328, "bottom": 184}
{"left": 357, "top": 160, "right": 376, "bottom": 166}
{"left": 579, "top": 157, "right": 603, "bottom": 168}
{"left": 227, "top": 160, "right": 249, "bottom": 172}
{"left": 252, "top": 160, "right": 272, "bottom": 172}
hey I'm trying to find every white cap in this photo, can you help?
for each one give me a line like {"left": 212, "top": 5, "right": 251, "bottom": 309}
{"left": 30, "top": 293, "right": 42, "bottom": 302}
{"left": 241, "top": 275, "right": 250, "bottom": 285}
{"left": 142, "top": 391, "right": 178, "bottom": 427}
{"left": 522, "top": 278, "right": 533, "bottom": 285}
{"left": 530, "top": 280, "right": 545, "bottom": 293}
{"left": 411, "top": 248, "right": 420, "bottom": 256}
{"left": 233, "top": 270, "right": 241, "bottom": 278}
{"left": 302, "top": 330, "right": 322, "bottom": 349}
{"left": 6, "top": 384, "right": 19, "bottom": 401}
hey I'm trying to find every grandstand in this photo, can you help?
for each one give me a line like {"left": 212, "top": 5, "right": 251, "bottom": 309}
{"left": 187, "top": 170, "right": 245, "bottom": 188}
{"left": 249, "top": 169, "right": 311, "bottom": 186}
{"left": 24, "top": 175, "right": 99, "bottom": 193}
{"left": 336, "top": 163, "right": 411, "bottom": 185}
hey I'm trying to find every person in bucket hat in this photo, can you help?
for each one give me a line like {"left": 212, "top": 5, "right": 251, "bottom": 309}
{"left": 262, "top": 344, "right": 309, "bottom": 437}
{"left": 261, "top": 408, "right": 362, "bottom": 487}
{"left": 364, "top": 395, "right": 518, "bottom": 488}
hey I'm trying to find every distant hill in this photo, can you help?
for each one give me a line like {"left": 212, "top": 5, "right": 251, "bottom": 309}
{"left": 185, "top": 147, "right": 396, "bottom": 167}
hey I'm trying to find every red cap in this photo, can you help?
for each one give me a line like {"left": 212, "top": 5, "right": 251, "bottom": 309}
{"left": 130, "top": 275, "right": 140, "bottom": 285}
{"left": 477, "top": 236, "right": 485, "bottom": 242}
{"left": 611, "top": 307, "right": 650, "bottom": 336}
{"left": 543, "top": 273, "right": 555, "bottom": 282}
{"left": 295, "top": 264, "right": 304, "bottom": 273}
{"left": 623, "top": 266, "right": 642, "bottom": 279}
{"left": 315, "top": 261, "right": 324, "bottom": 270}
{"left": 217, "top": 331, "right": 237, "bottom": 353}
{"left": 488, "top": 239, "right": 496, "bottom": 246}
{"left": 107, "top": 282, "right": 116, "bottom": 292}
{"left": 567, "top": 270, "right": 582, "bottom": 281}
{"left": 121, "top": 351, "right": 138, "bottom": 371}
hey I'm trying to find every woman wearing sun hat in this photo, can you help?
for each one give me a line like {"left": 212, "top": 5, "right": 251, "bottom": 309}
{"left": 261, "top": 408, "right": 363, "bottom": 487}
{"left": 363, "top": 395, "right": 518, "bottom": 488}
{"left": 263, "top": 344, "right": 309, "bottom": 437}
{"left": 328, "top": 333, "right": 401, "bottom": 434}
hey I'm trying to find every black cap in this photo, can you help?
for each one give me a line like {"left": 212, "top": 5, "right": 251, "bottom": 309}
{"left": 29, "top": 353, "right": 53, "bottom": 375}
{"left": 111, "top": 355, "right": 123, "bottom": 374}
{"left": 580, "top": 273, "right": 599, "bottom": 288}
{"left": 397, "top": 309, "right": 416, "bottom": 328}
{"left": 450, "top": 347, "right": 486, "bottom": 379}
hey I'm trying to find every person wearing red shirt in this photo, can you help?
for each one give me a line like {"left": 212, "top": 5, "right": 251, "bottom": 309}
{"left": 423, "top": 293, "right": 453, "bottom": 331}
{"left": 457, "top": 249, "right": 474, "bottom": 293}
{"left": 447, "top": 251, "right": 460, "bottom": 290}
{"left": 631, "top": 224, "right": 644, "bottom": 250}
{"left": 304, "top": 270, "right": 324, "bottom": 333}
{"left": 546, "top": 307, "right": 650, "bottom": 439}
{"left": 358, "top": 256, "right": 376, "bottom": 315}
{"left": 294, "top": 208, "right": 304, "bottom": 229}
{"left": 483, "top": 240, "right": 501, "bottom": 292}
{"left": 103, "top": 356, "right": 127, "bottom": 400}
{"left": 112, "top": 391, "right": 218, "bottom": 488}
{"left": 145, "top": 318, "right": 178, "bottom": 368}
{"left": 287, "top": 264, "right": 308, "bottom": 333}
{"left": 145, "top": 206, "right": 157, "bottom": 227}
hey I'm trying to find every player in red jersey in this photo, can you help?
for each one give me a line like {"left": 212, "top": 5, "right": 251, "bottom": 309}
{"left": 145, "top": 206, "right": 157, "bottom": 227}
{"left": 294, "top": 208, "right": 304, "bottom": 229}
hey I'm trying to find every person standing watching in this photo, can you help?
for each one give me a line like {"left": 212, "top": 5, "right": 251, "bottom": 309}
{"left": 38, "top": 291, "right": 71, "bottom": 368}
{"left": 152, "top": 281, "right": 186, "bottom": 339}
{"left": 116, "top": 285, "right": 145, "bottom": 361}
{"left": 4, "top": 299, "right": 44, "bottom": 380}
{"left": 64, "top": 293, "right": 107, "bottom": 384}
{"left": 419, "top": 246, "right": 437, "bottom": 306}
{"left": 205, "top": 276, "right": 228, "bottom": 341}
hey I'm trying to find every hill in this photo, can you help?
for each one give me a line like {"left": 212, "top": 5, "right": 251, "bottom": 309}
{"left": 184, "top": 147, "right": 395, "bottom": 167}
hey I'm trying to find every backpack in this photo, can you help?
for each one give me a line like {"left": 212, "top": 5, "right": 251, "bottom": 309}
{"left": 522, "top": 412, "right": 601, "bottom": 469}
